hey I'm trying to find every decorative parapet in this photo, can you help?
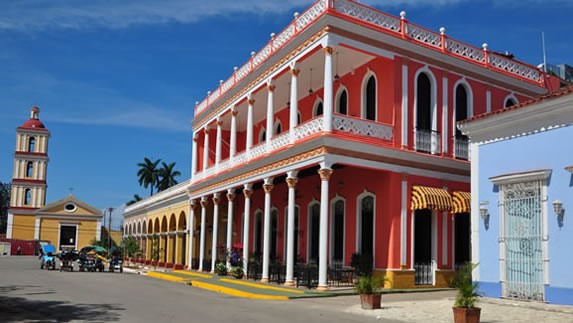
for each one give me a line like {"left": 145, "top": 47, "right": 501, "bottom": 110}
{"left": 194, "top": 0, "right": 543, "bottom": 117}
{"left": 333, "top": 114, "right": 393, "bottom": 141}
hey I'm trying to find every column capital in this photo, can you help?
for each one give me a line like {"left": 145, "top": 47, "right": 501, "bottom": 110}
{"left": 193, "top": 136, "right": 199, "bottom": 142}
{"left": 203, "top": 127, "right": 210, "bottom": 134}
{"left": 232, "top": 110, "right": 238, "bottom": 117}
{"left": 323, "top": 46, "right": 334, "bottom": 55}
{"left": 217, "top": 119, "right": 223, "bottom": 126}
{"left": 248, "top": 98, "right": 256, "bottom": 105}
{"left": 318, "top": 168, "right": 333, "bottom": 181}
{"left": 267, "top": 84, "right": 276, "bottom": 92}
{"left": 263, "top": 184, "right": 274, "bottom": 193}
{"left": 200, "top": 198, "right": 209, "bottom": 208}
{"left": 243, "top": 188, "right": 253, "bottom": 198}
{"left": 212, "top": 193, "right": 221, "bottom": 205}
{"left": 286, "top": 177, "right": 298, "bottom": 188}
{"left": 290, "top": 68, "right": 300, "bottom": 77}
{"left": 227, "top": 189, "right": 236, "bottom": 202}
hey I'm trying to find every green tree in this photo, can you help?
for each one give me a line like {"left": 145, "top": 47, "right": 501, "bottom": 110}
{"left": 0, "top": 182, "right": 11, "bottom": 234}
{"left": 157, "top": 162, "right": 181, "bottom": 192}
{"left": 137, "top": 158, "right": 161, "bottom": 196}
{"left": 123, "top": 235, "right": 140, "bottom": 258}
{"left": 126, "top": 194, "right": 143, "bottom": 206}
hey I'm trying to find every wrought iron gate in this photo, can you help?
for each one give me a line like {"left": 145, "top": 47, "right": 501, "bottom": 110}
{"left": 501, "top": 180, "right": 545, "bottom": 302}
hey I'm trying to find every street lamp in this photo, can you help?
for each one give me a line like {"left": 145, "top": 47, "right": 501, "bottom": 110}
{"left": 107, "top": 207, "right": 115, "bottom": 255}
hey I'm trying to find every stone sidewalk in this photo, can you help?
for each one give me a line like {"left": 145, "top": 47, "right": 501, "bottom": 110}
{"left": 338, "top": 291, "right": 573, "bottom": 322}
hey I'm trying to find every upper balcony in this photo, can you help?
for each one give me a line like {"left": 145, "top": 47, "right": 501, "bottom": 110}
{"left": 193, "top": 0, "right": 545, "bottom": 120}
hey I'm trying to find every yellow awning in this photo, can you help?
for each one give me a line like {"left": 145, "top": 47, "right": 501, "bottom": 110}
{"left": 452, "top": 191, "right": 471, "bottom": 214}
{"left": 411, "top": 186, "right": 452, "bottom": 211}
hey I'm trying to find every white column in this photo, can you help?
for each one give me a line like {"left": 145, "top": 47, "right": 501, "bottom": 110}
{"left": 285, "top": 171, "right": 298, "bottom": 286}
{"left": 486, "top": 89, "right": 492, "bottom": 113}
{"left": 266, "top": 81, "right": 275, "bottom": 149}
{"left": 199, "top": 197, "right": 208, "bottom": 271}
{"left": 191, "top": 133, "right": 198, "bottom": 176}
{"left": 289, "top": 67, "right": 299, "bottom": 143}
{"left": 6, "top": 213, "right": 14, "bottom": 239}
{"left": 442, "top": 76, "right": 448, "bottom": 154}
{"left": 202, "top": 127, "right": 210, "bottom": 171}
{"left": 246, "top": 97, "right": 255, "bottom": 155}
{"left": 226, "top": 189, "right": 235, "bottom": 269}
{"left": 317, "top": 166, "right": 332, "bottom": 291}
{"left": 34, "top": 217, "right": 40, "bottom": 240}
{"left": 96, "top": 220, "right": 101, "bottom": 241}
{"left": 470, "top": 142, "right": 480, "bottom": 280}
{"left": 215, "top": 119, "right": 222, "bottom": 168}
{"left": 230, "top": 108, "right": 237, "bottom": 161}
{"left": 16, "top": 134, "right": 21, "bottom": 153}
{"left": 261, "top": 178, "right": 274, "bottom": 282}
{"left": 401, "top": 63, "right": 409, "bottom": 147}
{"left": 188, "top": 200, "right": 197, "bottom": 269}
{"left": 323, "top": 47, "right": 334, "bottom": 132}
{"left": 242, "top": 185, "right": 253, "bottom": 274}
{"left": 442, "top": 211, "right": 448, "bottom": 266}
{"left": 400, "top": 176, "right": 408, "bottom": 266}
{"left": 210, "top": 193, "right": 221, "bottom": 273}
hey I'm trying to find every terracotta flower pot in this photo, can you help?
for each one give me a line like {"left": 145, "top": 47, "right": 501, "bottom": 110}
{"left": 360, "top": 293, "right": 381, "bottom": 310}
{"left": 452, "top": 307, "right": 481, "bottom": 323}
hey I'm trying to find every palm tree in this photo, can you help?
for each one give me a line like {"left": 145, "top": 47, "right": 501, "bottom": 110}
{"left": 157, "top": 162, "right": 181, "bottom": 192}
{"left": 126, "top": 194, "right": 143, "bottom": 206}
{"left": 137, "top": 158, "right": 161, "bottom": 196}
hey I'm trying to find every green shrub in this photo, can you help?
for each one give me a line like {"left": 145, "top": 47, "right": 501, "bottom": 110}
{"left": 215, "top": 262, "right": 228, "bottom": 276}
{"left": 454, "top": 263, "right": 480, "bottom": 308}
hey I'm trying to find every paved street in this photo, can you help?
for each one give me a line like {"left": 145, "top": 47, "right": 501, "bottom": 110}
{"left": 1, "top": 256, "right": 573, "bottom": 322}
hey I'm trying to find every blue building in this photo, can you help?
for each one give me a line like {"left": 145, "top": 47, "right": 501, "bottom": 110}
{"left": 459, "top": 86, "right": 573, "bottom": 306}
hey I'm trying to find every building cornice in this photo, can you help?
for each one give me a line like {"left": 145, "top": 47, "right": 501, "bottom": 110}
{"left": 124, "top": 180, "right": 190, "bottom": 216}
{"left": 490, "top": 169, "right": 552, "bottom": 185}
{"left": 459, "top": 91, "right": 573, "bottom": 145}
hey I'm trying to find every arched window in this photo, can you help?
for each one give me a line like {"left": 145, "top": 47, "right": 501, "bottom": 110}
{"left": 254, "top": 211, "right": 263, "bottom": 257}
{"left": 313, "top": 100, "right": 323, "bottom": 117}
{"left": 259, "top": 128, "right": 266, "bottom": 143}
{"left": 24, "top": 189, "right": 32, "bottom": 205}
{"left": 415, "top": 72, "right": 434, "bottom": 153}
{"left": 274, "top": 121, "right": 282, "bottom": 135}
{"left": 28, "top": 137, "right": 36, "bottom": 152}
{"left": 364, "top": 75, "right": 377, "bottom": 121}
{"left": 271, "top": 208, "right": 279, "bottom": 259}
{"left": 337, "top": 89, "right": 348, "bottom": 115}
{"left": 505, "top": 97, "right": 517, "bottom": 108}
{"left": 309, "top": 202, "right": 320, "bottom": 263}
{"left": 331, "top": 198, "right": 345, "bottom": 262}
{"left": 358, "top": 193, "right": 375, "bottom": 270}
{"left": 26, "top": 161, "right": 34, "bottom": 178}
{"left": 297, "top": 112, "right": 301, "bottom": 125}
{"left": 455, "top": 85, "right": 469, "bottom": 135}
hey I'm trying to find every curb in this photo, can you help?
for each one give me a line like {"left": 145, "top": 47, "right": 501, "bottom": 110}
{"left": 189, "top": 280, "right": 289, "bottom": 300}
{"left": 147, "top": 271, "right": 190, "bottom": 283}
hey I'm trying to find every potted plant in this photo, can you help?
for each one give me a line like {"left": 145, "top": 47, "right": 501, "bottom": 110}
{"left": 215, "top": 262, "right": 228, "bottom": 276}
{"left": 230, "top": 266, "right": 244, "bottom": 279}
{"left": 354, "top": 274, "right": 386, "bottom": 310}
{"left": 452, "top": 263, "right": 481, "bottom": 323}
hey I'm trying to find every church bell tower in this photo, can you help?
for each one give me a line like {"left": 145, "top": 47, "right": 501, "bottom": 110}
{"left": 6, "top": 107, "right": 50, "bottom": 238}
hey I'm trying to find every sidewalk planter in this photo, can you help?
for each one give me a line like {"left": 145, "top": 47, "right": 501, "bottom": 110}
{"left": 453, "top": 263, "right": 481, "bottom": 323}
{"left": 452, "top": 307, "right": 481, "bottom": 323}
{"left": 360, "top": 293, "right": 381, "bottom": 310}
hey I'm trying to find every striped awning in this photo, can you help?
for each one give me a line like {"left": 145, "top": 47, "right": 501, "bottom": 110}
{"left": 452, "top": 191, "right": 471, "bottom": 214}
{"left": 411, "top": 186, "right": 452, "bottom": 211}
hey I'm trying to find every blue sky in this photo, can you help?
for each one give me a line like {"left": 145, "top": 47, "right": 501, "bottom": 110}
{"left": 0, "top": 0, "right": 571, "bottom": 228}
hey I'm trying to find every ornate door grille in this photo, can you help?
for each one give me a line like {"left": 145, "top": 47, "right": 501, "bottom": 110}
{"left": 501, "top": 180, "right": 545, "bottom": 302}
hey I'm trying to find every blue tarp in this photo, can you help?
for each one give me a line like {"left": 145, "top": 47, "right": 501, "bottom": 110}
{"left": 43, "top": 244, "right": 56, "bottom": 253}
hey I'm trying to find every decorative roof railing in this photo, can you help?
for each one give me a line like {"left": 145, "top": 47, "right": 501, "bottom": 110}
{"left": 194, "top": 0, "right": 543, "bottom": 117}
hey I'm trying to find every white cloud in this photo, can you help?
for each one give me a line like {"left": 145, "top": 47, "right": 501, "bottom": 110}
{"left": 0, "top": 0, "right": 570, "bottom": 32}
{"left": 48, "top": 106, "right": 191, "bottom": 132}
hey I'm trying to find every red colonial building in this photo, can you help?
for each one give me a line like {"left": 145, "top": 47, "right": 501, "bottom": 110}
{"left": 125, "top": 0, "right": 555, "bottom": 290}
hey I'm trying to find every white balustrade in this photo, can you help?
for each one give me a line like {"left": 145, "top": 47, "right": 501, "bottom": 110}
{"left": 270, "top": 132, "right": 290, "bottom": 151}
{"left": 334, "top": 0, "right": 401, "bottom": 32}
{"left": 273, "top": 25, "right": 295, "bottom": 51}
{"left": 488, "top": 53, "right": 541, "bottom": 82}
{"left": 333, "top": 115, "right": 393, "bottom": 141}
{"left": 408, "top": 24, "right": 441, "bottom": 49}
{"left": 222, "top": 78, "right": 235, "bottom": 92}
{"left": 296, "top": 0, "right": 327, "bottom": 31}
{"left": 253, "top": 44, "right": 272, "bottom": 68}
{"left": 445, "top": 39, "right": 485, "bottom": 63}
{"left": 236, "top": 62, "right": 252, "bottom": 82}
{"left": 249, "top": 142, "right": 268, "bottom": 160}
{"left": 294, "top": 118, "right": 324, "bottom": 141}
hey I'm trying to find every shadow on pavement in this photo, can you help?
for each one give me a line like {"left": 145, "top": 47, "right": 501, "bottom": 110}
{"left": 0, "top": 285, "right": 124, "bottom": 322}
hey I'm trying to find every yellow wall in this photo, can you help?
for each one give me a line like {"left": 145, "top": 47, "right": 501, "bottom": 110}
{"left": 11, "top": 214, "right": 36, "bottom": 240}
{"left": 39, "top": 218, "right": 98, "bottom": 251}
